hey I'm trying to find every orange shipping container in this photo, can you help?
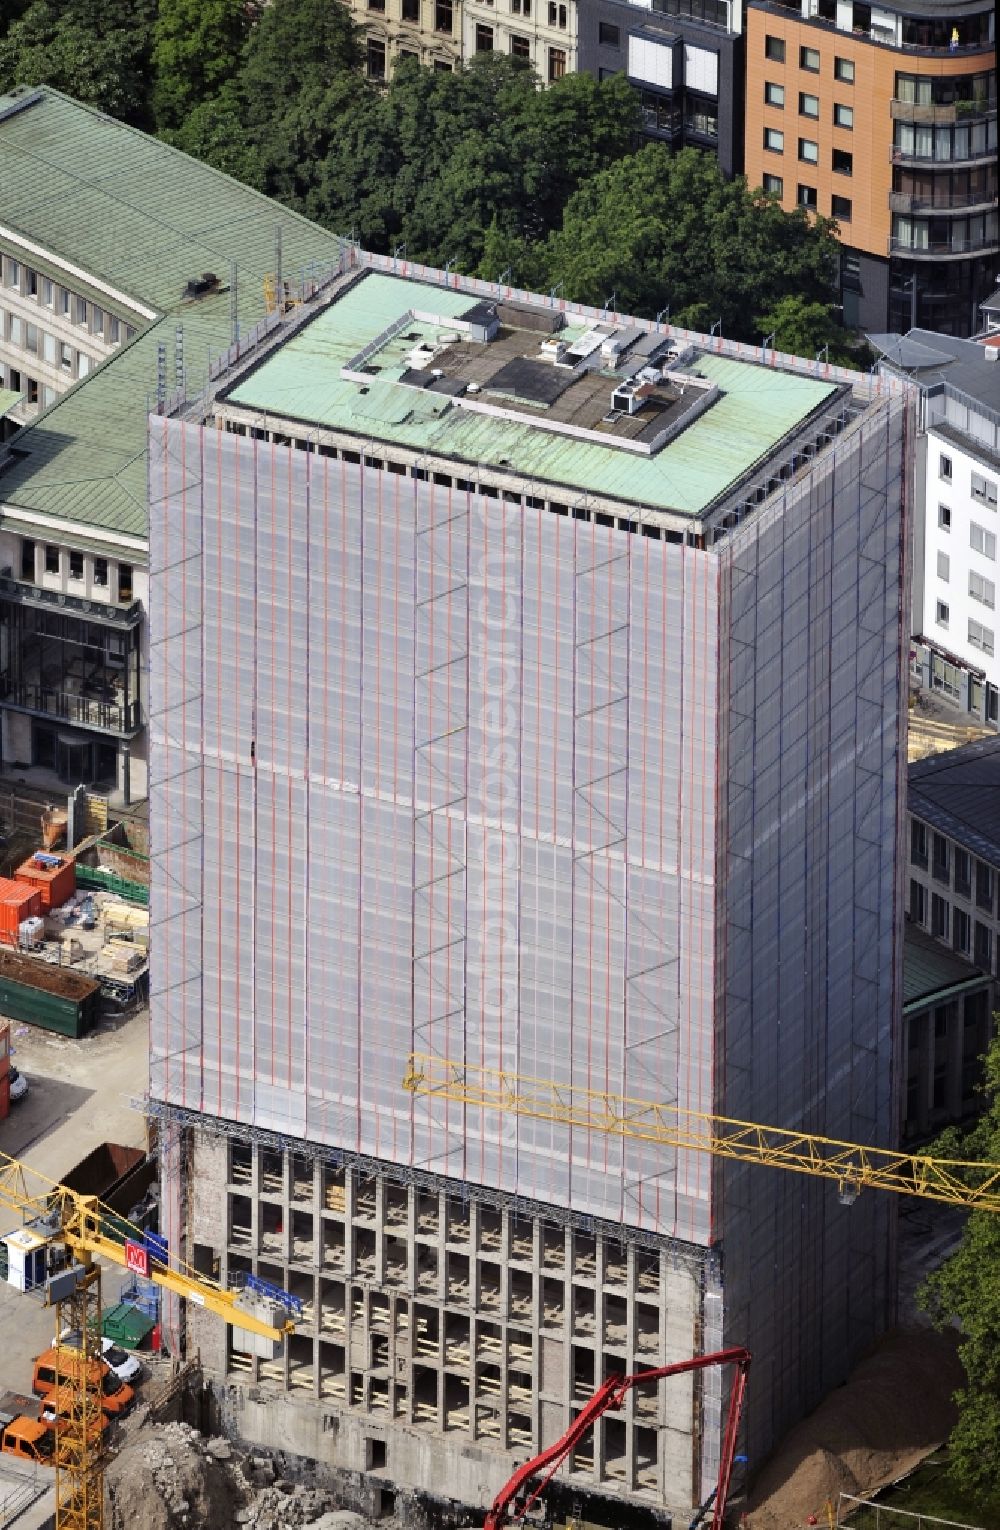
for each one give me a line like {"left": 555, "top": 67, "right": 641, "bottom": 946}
{"left": 14, "top": 855, "right": 75, "bottom": 913}
{"left": 0, "top": 880, "right": 42, "bottom": 946}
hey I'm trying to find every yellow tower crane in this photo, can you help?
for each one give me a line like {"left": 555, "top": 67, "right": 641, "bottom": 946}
{"left": 0, "top": 1147, "right": 296, "bottom": 1530}
{"left": 402, "top": 1053, "right": 1000, "bottom": 1213}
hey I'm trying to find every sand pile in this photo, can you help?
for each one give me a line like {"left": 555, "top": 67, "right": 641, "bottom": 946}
{"left": 746, "top": 1328, "right": 965, "bottom": 1530}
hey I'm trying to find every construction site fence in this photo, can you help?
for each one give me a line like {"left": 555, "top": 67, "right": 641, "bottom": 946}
{"left": 837, "top": 1493, "right": 986, "bottom": 1530}
{"left": 74, "top": 862, "right": 149, "bottom": 905}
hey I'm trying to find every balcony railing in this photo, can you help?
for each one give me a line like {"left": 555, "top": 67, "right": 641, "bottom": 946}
{"left": 889, "top": 233, "right": 1000, "bottom": 259}
{"left": 0, "top": 677, "right": 141, "bottom": 736}
{"left": 889, "top": 190, "right": 999, "bottom": 213}
{"left": 0, "top": 574, "right": 142, "bottom": 626}
{"left": 891, "top": 139, "right": 997, "bottom": 167}
{"left": 750, "top": 1, "right": 995, "bottom": 57}
{"left": 891, "top": 97, "right": 997, "bottom": 126}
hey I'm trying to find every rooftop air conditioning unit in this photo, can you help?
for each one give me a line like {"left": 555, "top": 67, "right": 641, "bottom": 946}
{"left": 611, "top": 381, "right": 643, "bottom": 416}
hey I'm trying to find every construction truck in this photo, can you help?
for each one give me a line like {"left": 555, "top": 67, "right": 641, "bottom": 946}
{"left": 0, "top": 1389, "right": 52, "bottom": 1465}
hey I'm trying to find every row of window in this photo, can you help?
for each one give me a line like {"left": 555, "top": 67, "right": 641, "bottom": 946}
{"left": 18, "top": 538, "right": 133, "bottom": 602}
{"left": 0, "top": 258, "right": 133, "bottom": 347}
{"left": 911, "top": 880, "right": 994, "bottom": 969}
{"left": 932, "top": 601, "right": 995, "bottom": 655}
{"left": 762, "top": 130, "right": 853, "bottom": 175}
{"left": 0, "top": 310, "right": 97, "bottom": 381}
{"left": 0, "top": 363, "right": 55, "bottom": 412}
{"left": 939, "top": 454, "right": 998, "bottom": 509}
{"left": 895, "top": 68, "right": 995, "bottom": 109}
{"left": 765, "top": 82, "right": 854, "bottom": 128}
{"left": 764, "top": 34, "right": 855, "bottom": 83}
{"left": 894, "top": 117, "right": 997, "bottom": 163}
{"left": 936, "top": 509, "right": 999, "bottom": 563}
{"left": 367, "top": 28, "right": 566, "bottom": 69}
{"left": 911, "top": 824, "right": 996, "bottom": 908}
{"left": 935, "top": 554, "right": 996, "bottom": 612}
{"left": 761, "top": 174, "right": 852, "bottom": 220}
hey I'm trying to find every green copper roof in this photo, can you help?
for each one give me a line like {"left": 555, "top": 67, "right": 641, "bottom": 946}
{"left": 0, "top": 390, "right": 21, "bottom": 418}
{"left": 0, "top": 85, "right": 346, "bottom": 545}
{"left": 227, "top": 273, "right": 840, "bottom": 517}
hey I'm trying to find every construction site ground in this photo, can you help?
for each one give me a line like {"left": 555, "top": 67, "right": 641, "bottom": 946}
{"left": 0, "top": 998, "right": 149, "bottom": 1394}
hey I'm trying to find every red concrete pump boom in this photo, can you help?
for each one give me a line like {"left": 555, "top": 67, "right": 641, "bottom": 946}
{"left": 482, "top": 1347, "right": 752, "bottom": 1530}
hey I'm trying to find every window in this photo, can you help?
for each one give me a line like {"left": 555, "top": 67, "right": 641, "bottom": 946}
{"left": 800, "top": 45, "right": 820, "bottom": 72}
{"left": 798, "top": 138, "right": 819, "bottom": 163}
{"left": 764, "top": 127, "right": 784, "bottom": 152}
{"left": 972, "top": 472, "right": 998, "bottom": 510}
{"left": 834, "top": 103, "right": 853, "bottom": 128}
{"left": 93, "top": 557, "right": 108, "bottom": 588}
{"left": 969, "top": 618, "right": 995, "bottom": 656}
{"left": 25, "top": 268, "right": 37, "bottom": 298}
{"left": 765, "top": 82, "right": 785, "bottom": 107}
{"left": 936, "top": 599, "right": 949, "bottom": 628}
{"left": 512, "top": 0, "right": 530, "bottom": 13}
{"left": 931, "top": 892, "right": 948, "bottom": 937}
{"left": 367, "top": 36, "right": 386, "bottom": 75}
{"left": 937, "top": 551, "right": 950, "bottom": 582}
{"left": 511, "top": 31, "right": 530, "bottom": 53}
{"left": 91, "top": 305, "right": 104, "bottom": 337}
{"left": 976, "top": 860, "right": 993, "bottom": 913}
{"left": 433, "top": 56, "right": 452, "bottom": 68}
{"left": 910, "top": 879, "right": 927, "bottom": 924}
{"left": 939, "top": 453, "right": 952, "bottom": 481}
{"left": 118, "top": 563, "right": 133, "bottom": 603}
{"left": 41, "top": 278, "right": 53, "bottom": 307}
{"left": 6, "top": 258, "right": 19, "bottom": 289}
{"left": 60, "top": 288, "right": 70, "bottom": 317}
{"left": 24, "top": 322, "right": 38, "bottom": 354}
{"left": 938, "top": 503, "right": 951, "bottom": 531}
{"left": 975, "top": 920, "right": 992, "bottom": 971}
{"left": 955, "top": 849, "right": 972, "bottom": 899}
{"left": 44, "top": 545, "right": 60, "bottom": 575}
{"left": 69, "top": 550, "right": 84, "bottom": 581}
{"left": 798, "top": 184, "right": 817, "bottom": 209}
{"left": 765, "top": 35, "right": 785, "bottom": 62}
{"left": 932, "top": 833, "right": 949, "bottom": 883}
{"left": 19, "top": 539, "right": 35, "bottom": 580}
{"left": 831, "top": 194, "right": 852, "bottom": 220}
{"left": 599, "top": 21, "right": 620, "bottom": 45}
{"left": 832, "top": 147, "right": 853, "bottom": 175}
{"left": 401, "top": 0, "right": 418, "bottom": 16}
{"left": 969, "top": 570, "right": 995, "bottom": 608}
{"left": 763, "top": 173, "right": 784, "bottom": 196}
{"left": 911, "top": 820, "right": 928, "bottom": 869}
{"left": 971, "top": 522, "right": 997, "bottom": 560}
{"left": 799, "top": 92, "right": 819, "bottom": 117}
{"left": 435, "top": 0, "right": 452, "bottom": 31}
{"left": 834, "top": 56, "right": 854, "bottom": 83}
{"left": 475, "top": 22, "right": 494, "bottom": 48}
{"left": 548, "top": 46, "right": 566, "bottom": 79}
{"left": 74, "top": 296, "right": 87, "bottom": 326}
{"left": 547, "top": 1, "right": 567, "bottom": 24}
{"left": 953, "top": 906, "right": 970, "bottom": 955}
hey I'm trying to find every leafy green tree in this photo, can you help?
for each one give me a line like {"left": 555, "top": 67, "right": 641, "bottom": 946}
{"left": 755, "top": 294, "right": 853, "bottom": 364}
{"left": 239, "top": 0, "right": 363, "bottom": 200}
{"left": 512, "top": 146, "right": 842, "bottom": 344}
{"left": 0, "top": 0, "right": 156, "bottom": 125}
{"left": 921, "top": 1038, "right": 1000, "bottom": 1502}
{"left": 309, "top": 55, "right": 637, "bottom": 267}
{"left": 162, "top": 87, "right": 266, "bottom": 190}
{"left": 151, "top": 0, "right": 252, "bottom": 131}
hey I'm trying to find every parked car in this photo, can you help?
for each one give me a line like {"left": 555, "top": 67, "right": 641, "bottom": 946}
{"left": 8, "top": 1067, "right": 27, "bottom": 1103}
{"left": 57, "top": 1329, "right": 143, "bottom": 1386}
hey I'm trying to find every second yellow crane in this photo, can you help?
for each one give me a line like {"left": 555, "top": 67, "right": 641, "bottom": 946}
{"left": 402, "top": 1052, "right": 1000, "bottom": 1214}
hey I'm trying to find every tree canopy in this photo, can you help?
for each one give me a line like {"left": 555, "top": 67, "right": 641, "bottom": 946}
{"left": 0, "top": 0, "right": 157, "bottom": 125}
{"left": 920, "top": 1037, "right": 1000, "bottom": 1504}
{"left": 477, "top": 145, "right": 843, "bottom": 346}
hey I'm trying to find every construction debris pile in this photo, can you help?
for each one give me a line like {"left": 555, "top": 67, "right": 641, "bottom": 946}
{"left": 106, "top": 1422, "right": 382, "bottom": 1530}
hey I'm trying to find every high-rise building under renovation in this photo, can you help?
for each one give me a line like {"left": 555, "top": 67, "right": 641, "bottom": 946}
{"left": 150, "top": 256, "right": 909, "bottom": 1518}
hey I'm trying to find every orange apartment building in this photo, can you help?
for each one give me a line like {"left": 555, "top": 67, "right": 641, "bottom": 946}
{"left": 744, "top": 0, "right": 995, "bottom": 335}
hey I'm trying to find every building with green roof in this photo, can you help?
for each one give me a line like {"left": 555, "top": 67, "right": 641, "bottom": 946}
{"left": 150, "top": 251, "right": 914, "bottom": 1515}
{"left": 0, "top": 84, "right": 345, "bottom": 800}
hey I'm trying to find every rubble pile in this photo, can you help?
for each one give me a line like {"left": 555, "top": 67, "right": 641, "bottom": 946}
{"left": 107, "top": 1420, "right": 380, "bottom": 1530}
